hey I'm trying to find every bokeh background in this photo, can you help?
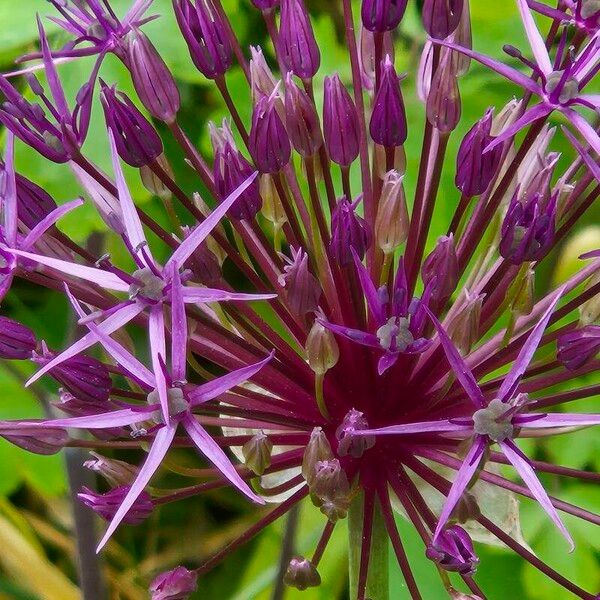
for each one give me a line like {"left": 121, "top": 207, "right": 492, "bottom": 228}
{"left": 0, "top": 0, "right": 598, "bottom": 598}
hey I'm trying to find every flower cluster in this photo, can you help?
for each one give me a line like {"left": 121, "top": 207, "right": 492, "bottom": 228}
{"left": 0, "top": 0, "right": 599, "bottom": 598}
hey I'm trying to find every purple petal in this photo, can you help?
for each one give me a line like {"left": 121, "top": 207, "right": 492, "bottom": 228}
{"left": 149, "top": 305, "right": 169, "bottom": 422}
{"left": 517, "top": 413, "right": 600, "bottom": 428}
{"left": 167, "top": 172, "right": 258, "bottom": 269}
{"left": 352, "top": 249, "right": 385, "bottom": 323}
{"left": 497, "top": 287, "right": 563, "bottom": 402}
{"left": 561, "top": 126, "right": 600, "bottom": 184}
{"left": 500, "top": 439, "right": 574, "bottom": 550}
{"left": 22, "top": 198, "right": 84, "bottom": 249}
{"left": 181, "top": 287, "right": 277, "bottom": 303}
{"left": 485, "top": 103, "right": 551, "bottom": 152}
{"left": 182, "top": 414, "right": 263, "bottom": 503}
{"left": 516, "top": 0, "right": 553, "bottom": 75}
{"left": 562, "top": 108, "right": 600, "bottom": 157}
{"left": 97, "top": 423, "right": 177, "bottom": 551}
{"left": 433, "top": 437, "right": 486, "bottom": 541}
{"left": 42, "top": 408, "right": 147, "bottom": 430}
{"left": 356, "top": 419, "right": 472, "bottom": 436}
{"left": 2, "top": 133, "right": 17, "bottom": 246}
{"left": 426, "top": 308, "right": 485, "bottom": 407}
{"left": 319, "top": 320, "right": 382, "bottom": 350}
{"left": 188, "top": 351, "right": 274, "bottom": 407}
{"left": 378, "top": 351, "right": 399, "bottom": 375}
{"left": 169, "top": 263, "right": 187, "bottom": 382}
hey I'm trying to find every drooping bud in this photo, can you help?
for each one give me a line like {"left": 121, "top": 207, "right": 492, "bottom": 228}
{"left": 361, "top": 0, "right": 408, "bottom": 32}
{"left": 500, "top": 192, "right": 557, "bottom": 265}
{"left": 0, "top": 317, "right": 36, "bottom": 359}
{"left": 422, "top": 0, "right": 464, "bottom": 39}
{"left": 426, "top": 50, "right": 461, "bottom": 133}
{"left": 150, "top": 566, "right": 198, "bottom": 600}
{"left": 426, "top": 526, "right": 479, "bottom": 575}
{"left": 242, "top": 431, "right": 273, "bottom": 475}
{"left": 283, "top": 557, "right": 321, "bottom": 590}
{"left": 336, "top": 408, "right": 375, "bottom": 458}
{"left": 323, "top": 74, "right": 360, "bottom": 167}
{"left": 100, "top": 83, "right": 163, "bottom": 168}
{"left": 302, "top": 427, "right": 334, "bottom": 483}
{"left": 330, "top": 199, "right": 372, "bottom": 266}
{"left": 84, "top": 452, "right": 140, "bottom": 487}
{"left": 249, "top": 94, "right": 291, "bottom": 174}
{"left": 310, "top": 458, "right": 351, "bottom": 521}
{"left": 422, "top": 234, "right": 458, "bottom": 303}
{"left": 126, "top": 30, "right": 180, "bottom": 123}
{"left": 78, "top": 486, "right": 153, "bottom": 524}
{"left": 278, "top": 0, "right": 320, "bottom": 79}
{"left": 455, "top": 109, "right": 502, "bottom": 197}
{"left": 173, "top": 0, "right": 232, "bottom": 79}
{"left": 446, "top": 289, "right": 483, "bottom": 355}
{"left": 284, "top": 73, "right": 322, "bottom": 157}
{"left": 280, "top": 247, "right": 321, "bottom": 315}
{"left": 1, "top": 427, "right": 68, "bottom": 455}
{"left": 558, "top": 326, "right": 600, "bottom": 371}
{"left": 375, "top": 170, "right": 409, "bottom": 254}
{"left": 370, "top": 56, "right": 407, "bottom": 148}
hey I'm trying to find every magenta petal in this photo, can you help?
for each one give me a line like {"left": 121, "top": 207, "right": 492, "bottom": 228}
{"left": 562, "top": 126, "right": 600, "bottom": 184}
{"left": 562, "top": 108, "right": 600, "bottom": 157}
{"left": 188, "top": 351, "right": 274, "bottom": 407}
{"left": 181, "top": 288, "right": 277, "bottom": 303}
{"left": 378, "top": 352, "right": 399, "bottom": 375}
{"left": 44, "top": 409, "right": 147, "bottom": 429}
{"left": 517, "top": 413, "right": 600, "bottom": 428}
{"left": 169, "top": 263, "right": 187, "bottom": 383}
{"left": 497, "top": 287, "right": 563, "bottom": 402}
{"left": 426, "top": 308, "right": 485, "bottom": 407}
{"left": 516, "top": 0, "right": 553, "bottom": 75}
{"left": 182, "top": 414, "right": 264, "bottom": 503}
{"left": 356, "top": 419, "right": 472, "bottom": 436}
{"left": 500, "top": 439, "right": 574, "bottom": 550}
{"left": 320, "top": 321, "right": 382, "bottom": 350}
{"left": 22, "top": 198, "right": 84, "bottom": 249}
{"left": 149, "top": 305, "right": 170, "bottom": 422}
{"left": 2, "top": 133, "right": 17, "bottom": 246}
{"left": 352, "top": 249, "right": 385, "bottom": 323}
{"left": 433, "top": 437, "right": 486, "bottom": 541}
{"left": 166, "top": 172, "right": 258, "bottom": 269}
{"left": 97, "top": 423, "right": 177, "bottom": 551}
{"left": 485, "top": 103, "right": 551, "bottom": 153}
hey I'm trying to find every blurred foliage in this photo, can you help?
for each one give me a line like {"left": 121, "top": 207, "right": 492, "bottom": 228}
{"left": 0, "top": 1, "right": 598, "bottom": 599}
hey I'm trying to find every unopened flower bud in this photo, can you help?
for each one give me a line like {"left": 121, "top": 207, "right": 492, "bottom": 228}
{"left": 174, "top": 0, "right": 232, "bottom": 79}
{"left": 126, "top": 30, "right": 180, "bottom": 122}
{"left": 250, "top": 47, "right": 282, "bottom": 111}
{"left": 306, "top": 322, "right": 340, "bottom": 376}
{"left": 78, "top": 486, "right": 153, "bottom": 524}
{"left": 280, "top": 247, "right": 321, "bottom": 315}
{"left": 284, "top": 73, "right": 322, "bottom": 157}
{"left": 336, "top": 408, "right": 375, "bottom": 458}
{"left": 1, "top": 427, "right": 68, "bottom": 455}
{"left": 101, "top": 83, "right": 163, "bottom": 167}
{"left": 302, "top": 427, "right": 334, "bottom": 483}
{"left": 242, "top": 431, "right": 273, "bottom": 475}
{"left": 11, "top": 171, "right": 57, "bottom": 229}
{"left": 150, "top": 566, "right": 198, "bottom": 600}
{"left": 375, "top": 170, "right": 408, "bottom": 254}
{"left": 426, "top": 50, "right": 461, "bottom": 133}
{"left": 558, "top": 326, "right": 600, "bottom": 371}
{"left": 422, "top": 0, "right": 464, "bottom": 38}
{"left": 141, "top": 153, "right": 174, "bottom": 200}
{"left": 249, "top": 94, "right": 291, "bottom": 174}
{"left": 310, "top": 458, "right": 351, "bottom": 521}
{"left": 509, "top": 267, "right": 535, "bottom": 316}
{"left": 580, "top": 272, "right": 600, "bottom": 325}
{"left": 426, "top": 525, "right": 479, "bottom": 576}
{"left": 323, "top": 74, "right": 360, "bottom": 167}
{"left": 581, "top": 0, "right": 600, "bottom": 20}
{"left": 455, "top": 108, "right": 502, "bottom": 197}
{"left": 370, "top": 56, "right": 407, "bottom": 147}
{"left": 0, "top": 317, "right": 36, "bottom": 359}
{"left": 260, "top": 175, "right": 287, "bottom": 227}
{"left": 84, "top": 452, "right": 140, "bottom": 487}
{"left": 278, "top": 0, "right": 320, "bottom": 79}
{"left": 283, "top": 557, "right": 321, "bottom": 590}
{"left": 447, "top": 289, "right": 483, "bottom": 355}
{"left": 251, "top": 0, "right": 280, "bottom": 10}
{"left": 330, "top": 199, "right": 372, "bottom": 266}
{"left": 361, "top": 0, "right": 408, "bottom": 32}
{"left": 422, "top": 234, "right": 458, "bottom": 303}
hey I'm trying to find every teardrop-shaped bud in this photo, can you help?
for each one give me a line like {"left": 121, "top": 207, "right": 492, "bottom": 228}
{"left": 150, "top": 566, "right": 198, "bottom": 600}
{"left": 557, "top": 325, "right": 600, "bottom": 370}
{"left": 242, "top": 431, "right": 273, "bottom": 475}
{"left": 0, "top": 317, "right": 36, "bottom": 359}
{"left": 302, "top": 426, "right": 333, "bottom": 484}
{"left": 306, "top": 322, "right": 340, "bottom": 376}
{"left": 361, "top": 0, "right": 408, "bottom": 32}
{"left": 422, "top": 234, "right": 459, "bottom": 303}
{"left": 284, "top": 73, "right": 322, "bottom": 157}
{"left": 375, "top": 170, "right": 409, "bottom": 255}
{"left": 426, "top": 50, "right": 461, "bottom": 133}
{"left": 280, "top": 247, "right": 321, "bottom": 315}
{"left": 422, "top": 0, "right": 464, "bottom": 38}
{"left": 330, "top": 198, "right": 372, "bottom": 266}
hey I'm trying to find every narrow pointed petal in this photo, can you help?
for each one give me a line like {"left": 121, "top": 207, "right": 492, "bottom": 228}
{"left": 497, "top": 287, "right": 563, "bottom": 402}
{"left": 378, "top": 352, "right": 399, "bottom": 375}
{"left": 97, "top": 423, "right": 176, "bottom": 551}
{"left": 169, "top": 263, "right": 187, "bottom": 382}
{"left": 431, "top": 40, "right": 542, "bottom": 95}
{"left": 37, "top": 17, "right": 70, "bottom": 117}
{"left": 22, "top": 198, "right": 84, "bottom": 249}
{"left": 26, "top": 302, "right": 143, "bottom": 386}
{"left": 319, "top": 321, "right": 382, "bottom": 350}
{"left": 500, "top": 439, "right": 574, "bottom": 550}
{"left": 42, "top": 409, "right": 148, "bottom": 429}
{"left": 516, "top": 0, "right": 553, "bottom": 75}
{"left": 167, "top": 172, "right": 258, "bottom": 269}
{"left": 181, "top": 287, "right": 277, "bottom": 303}
{"left": 107, "top": 129, "right": 148, "bottom": 256}
{"left": 562, "top": 108, "right": 600, "bottom": 157}
{"left": 352, "top": 249, "right": 385, "bottom": 324}
{"left": 562, "top": 126, "right": 600, "bottom": 184}
{"left": 426, "top": 308, "right": 485, "bottom": 407}
{"left": 356, "top": 419, "right": 472, "bottom": 436}
{"left": 149, "top": 305, "right": 169, "bottom": 422}
{"left": 433, "top": 437, "right": 486, "bottom": 541}
{"left": 485, "top": 103, "right": 551, "bottom": 152}
{"left": 183, "top": 414, "right": 263, "bottom": 503}
{"left": 188, "top": 351, "right": 274, "bottom": 406}
{"left": 518, "top": 413, "right": 600, "bottom": 428}
{"left": 2, "top": 133, "right": 17, "bottom": 246}
{"left": 8, "top": 247, "right": 130, "bottom": 292}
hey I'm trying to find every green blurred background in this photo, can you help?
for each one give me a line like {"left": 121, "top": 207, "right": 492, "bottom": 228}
{"left": 0, "top": 0, "right": 598, "bottom": 598}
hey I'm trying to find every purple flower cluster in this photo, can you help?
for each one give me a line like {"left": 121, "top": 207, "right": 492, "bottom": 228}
{"left": 0, "top": 0, "right": 599, "bottom": 598}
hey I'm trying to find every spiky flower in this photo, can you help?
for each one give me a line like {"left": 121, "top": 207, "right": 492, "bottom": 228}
{"left": 0, "top": 1, "right": 599, "bottom": 599}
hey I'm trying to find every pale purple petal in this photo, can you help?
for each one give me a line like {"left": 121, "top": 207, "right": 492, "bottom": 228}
{"left": 517, "top": 413, "right": 600, "bottom": 428}
{"left": 169, "top": 263, "right": 187, "bottom": 382}
{"left": 41, "top": 409, "right": 148, "bottom": 430}
{"left": 167, "top": 172, "right": 258, "bottom": 269}
{"left": 485, "top": 104, "right": 552, "bottom": 152}
{"left": 426, "top": 308, "right": 485, "bottom": 407}
{"left": 188, "top": 352, "right": 274, "bottom": 407}
{"left": 22, "top": 198, "right": 84, "bottom": 249}
{"left": 182, "top": 414, "right": 263, "bottom": 503}
{"left": 516, "top": 0, "right": 553, "bottom": 75}
{"left": 37, "top": 17, "right": 70, "bottom": 117}
{"left": 9, "top": 247, "right": 130, "bottom": 292}
{"left": 355, "top": 419, "right": 472, "bottom": 436}
{"left": 500, "top": 439, "right": 574, "bottom": 550}
{"left": 181, "top": 287, "right": 277, "bottom": 303}
{"left": 149, "top": 305, "right": 169, "bottom": 422}
{"left": 562, "top": 126, "right": 600, "bottom": 184}
{"left": 97, "top": 423, "right": 177, "bottom": 551}
{"left": 433, "top": 437, "right": 486, "bottom": 541}
{"left": 562, "top": 108, "right": 600, "bottom": 157}
{"left": 497, "top": 287, "right": 563, "bottom": 402}
{"left": 2, "top": 133, "right": 17, "bottom": 245}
